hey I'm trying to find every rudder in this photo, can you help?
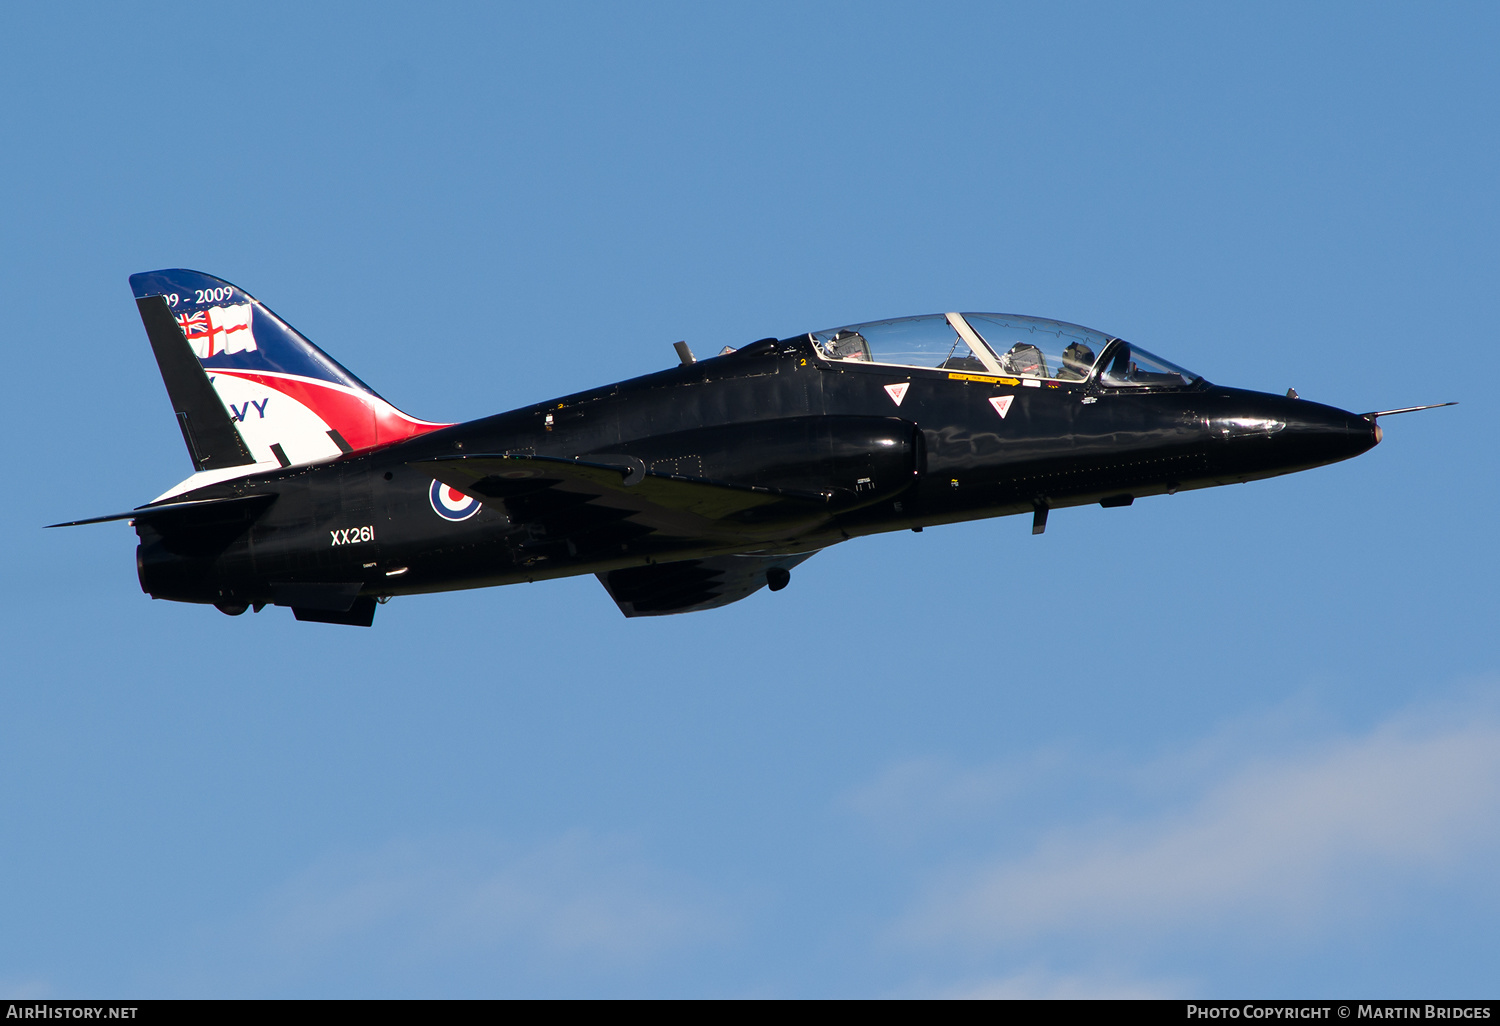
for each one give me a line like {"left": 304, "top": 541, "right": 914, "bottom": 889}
{"left": 136, "top": 294, "right": 256, "bottom": 472}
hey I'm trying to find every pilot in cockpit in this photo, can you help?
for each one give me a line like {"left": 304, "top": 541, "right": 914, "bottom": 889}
{"left": 1058, "top": 341, "right": 1097, "bottom": 381}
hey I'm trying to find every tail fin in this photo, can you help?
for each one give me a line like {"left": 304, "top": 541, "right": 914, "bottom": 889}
{"left": 130, "top": 269, "right": 449, "bottom": 474}
{"left": 136, "top": 294, "right": 257, "bottom": 472}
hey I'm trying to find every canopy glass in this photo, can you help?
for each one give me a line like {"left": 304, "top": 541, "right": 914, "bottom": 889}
{"left": 810, "top": 312, "right": 1202, "bottom": 390}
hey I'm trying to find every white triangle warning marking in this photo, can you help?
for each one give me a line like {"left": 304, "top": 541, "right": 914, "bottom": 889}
{"left": 884, "top": 382, "right": 910, "bottom": 406}
{"left": 989, "top": 395, "right": 1014, "bottom": 419}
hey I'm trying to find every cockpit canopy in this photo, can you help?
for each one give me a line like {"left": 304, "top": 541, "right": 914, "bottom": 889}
{"left": 809, "top": 312, "right": 1201, "bottom": 390}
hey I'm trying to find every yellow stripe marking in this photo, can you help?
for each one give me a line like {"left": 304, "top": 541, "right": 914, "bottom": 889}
{"left": 948, "top": 372, "right": 1019, "bottom": 385}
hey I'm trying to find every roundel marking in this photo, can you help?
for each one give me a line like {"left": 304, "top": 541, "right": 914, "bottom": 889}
{"left": 429, "top": 479, "right": 482, "bottom": 521}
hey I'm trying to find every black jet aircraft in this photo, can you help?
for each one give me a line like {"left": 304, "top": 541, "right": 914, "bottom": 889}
{"left": 51, "top": 269, "right": 1452, "bottom": 626}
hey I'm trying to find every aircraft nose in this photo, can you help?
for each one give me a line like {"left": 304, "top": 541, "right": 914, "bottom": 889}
{"left": 1209, "top": 393, "right": 1379, "bottom": 472}
{"left": 1281, "top": 400, "right": 1380, "bottom": 463}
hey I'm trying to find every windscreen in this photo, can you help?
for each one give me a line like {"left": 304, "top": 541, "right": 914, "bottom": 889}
{"left": 1096, "top": 342, "right": 1201, "bottom": 389}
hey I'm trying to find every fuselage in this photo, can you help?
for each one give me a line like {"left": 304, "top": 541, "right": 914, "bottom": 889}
{"left": 135, "top": 333, "right": 1378, "bottom": 612}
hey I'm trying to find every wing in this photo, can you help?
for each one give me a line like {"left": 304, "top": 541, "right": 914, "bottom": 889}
{"left": 598, "top": 551, "right": 819, "bottom": 617}
{"left": 411, "top": 454, "right": 838, "bottom": 550}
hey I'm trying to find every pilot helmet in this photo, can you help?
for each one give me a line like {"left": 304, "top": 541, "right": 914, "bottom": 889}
{"left": 1062, "top": 341, "right": 1096, "bottom": 371}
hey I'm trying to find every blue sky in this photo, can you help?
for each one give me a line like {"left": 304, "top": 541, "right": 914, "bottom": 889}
{"left": 2, "top": 1, "right": 1497, "bottom": 998}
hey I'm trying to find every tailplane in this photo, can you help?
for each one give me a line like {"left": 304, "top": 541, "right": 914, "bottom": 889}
{"left": 130, "top": 269, "right": 449, "bottom": 482}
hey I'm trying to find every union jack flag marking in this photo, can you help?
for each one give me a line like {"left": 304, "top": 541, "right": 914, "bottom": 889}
{"left": 177, "top": 310, "right": 209, "bottom": 343}
{"left": 176, "top": 303, "right": 256, "bottom": 358}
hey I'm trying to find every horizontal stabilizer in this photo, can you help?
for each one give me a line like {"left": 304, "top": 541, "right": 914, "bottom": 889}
{"left": 412, "top": 453, "right": 835, "bottom": 542}
{"left": 46, "top": 492, "right": 277, "bottom": 529}
{"left": 599, "top": 551, "right": 818, "bottom": 617}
